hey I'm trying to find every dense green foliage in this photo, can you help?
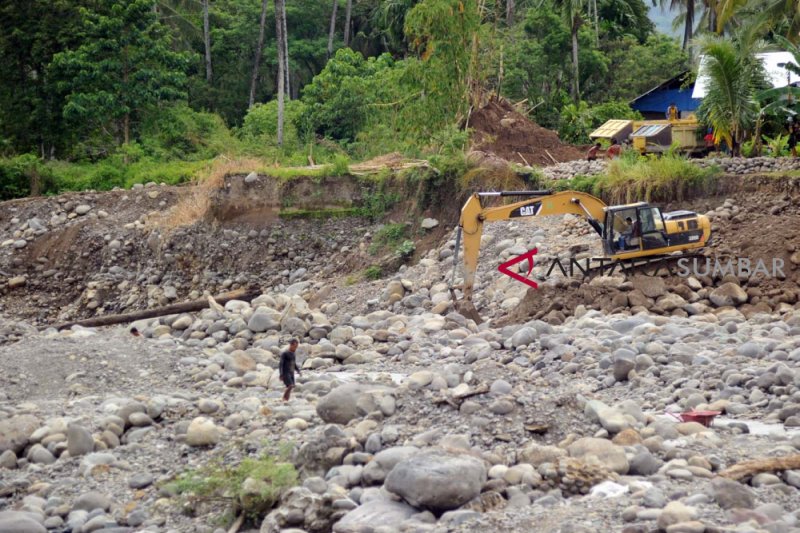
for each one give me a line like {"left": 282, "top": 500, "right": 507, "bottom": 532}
{"left": 696, "top": 29, "right": 769, "bottom": 155}
{"left": 1, "top": 0, "right": 799, "bottom": 199}
{"left": 558, "top": 101, "right": 644, "bottom": 144}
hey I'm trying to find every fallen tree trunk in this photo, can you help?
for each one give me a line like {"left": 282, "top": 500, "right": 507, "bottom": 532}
{"left": 718, "top": 454, "right": 800, "bottom": 481}
{"left": 50, "top": 287, "right": 261, "bottom": 331}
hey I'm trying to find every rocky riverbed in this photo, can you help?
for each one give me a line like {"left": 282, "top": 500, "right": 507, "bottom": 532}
{"left": 539, "top": 156, "right": 800, "bottom": 182}
{"left": 2, "top": 176, "right": 800, "bottom": 533}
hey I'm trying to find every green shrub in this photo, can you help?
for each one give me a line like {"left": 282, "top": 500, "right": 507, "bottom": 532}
{"left": 298, "top": 49, "right": 398, "bottom": 142}
{"left": 363, "top": 265, "right": 383, "bottom": 280}
{"left": 166, "top": 451, "right": 297, "bottom": 523}
{"left": 369, "top": 223, "right": 407, "bottom": 254}
{"left": 356, "top": 190, "right": 400, "bottom": 220}
{"left": 395, "top": 239, "right": 416, "bottom": 259}
{"left": 140, "top": 104, "right": 238, "bottom": 160}
{"left": 552, "top": 174, "right": 600, "bottom": 193}
{"left": 764, "top": 134, "right": 789, "bottom": 157}
{"left": 332, "top": 153, "right": 350, "bottom": 175}
{"left": 239, "top": 100, "right": 307, "bottom": 148}
{"left": 0, "top": 154, "right": 56, "bottom": 199}
{"left": 558, "top": 100, "right": 643, "bottom": 144}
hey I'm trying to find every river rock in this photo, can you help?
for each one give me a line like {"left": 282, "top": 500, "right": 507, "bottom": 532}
{"left": 72, "top": 491, "right": 112, "bottom": 512}
{"left": 0, "top": 414, "right": 40, "bottom": 454}
{"left": 657, "top": 502, "right": 696, "bottom": 529}
{"left": 567, "top": 438, "right": 629, "bottom": 474}
{"left": 0, "top": 511, "right": 46, "bottom": 533}
{"left": 332, "top": 500, "right": 417, "bottom": 533}
{"left": 185, "top": 417, "right": 221, "bottom": 447}
{"left": 385, "top": 449, "right": 487, "bottom": 511}
{"left": 709, "top": 283, "right": 748, "bottom": 307}
{"left": 67, "top": 423, "right": 94, "bottom": 457}
{"left": 518, "top": 443, "right": 567, "bottom": 466}
{"left": 711, "top": 477, "right": 755, "bottom": 509}
{"left": 316, "top": 383, "right": 394, "bottom": 425}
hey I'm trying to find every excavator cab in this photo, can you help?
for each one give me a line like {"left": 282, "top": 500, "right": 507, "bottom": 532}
{"left": 602, "top": 203, "right": 665, "bottom": 255}
{"left": 602, "top": 203, "right": 706, "bottom": 258}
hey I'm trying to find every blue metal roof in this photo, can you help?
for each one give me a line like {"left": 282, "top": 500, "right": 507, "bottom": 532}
{"left": 631, "top": 88, "right": 701, "bottom": 114}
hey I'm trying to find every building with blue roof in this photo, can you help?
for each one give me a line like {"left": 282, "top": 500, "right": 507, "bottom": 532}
{"left": 629, "top": 71, "right": 701, "bottom": 120}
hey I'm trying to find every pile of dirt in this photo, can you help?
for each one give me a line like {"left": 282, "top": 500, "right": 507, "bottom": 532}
{"left": 469, "top": 98, "right": 584, "bottom": 167}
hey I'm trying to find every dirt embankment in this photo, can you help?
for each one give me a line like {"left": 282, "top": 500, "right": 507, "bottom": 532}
{"left": 0, "top": 169, "right": 467, "bottom": 327}
{"left": 468, "top": 98, "right": 584, "bottom": 167}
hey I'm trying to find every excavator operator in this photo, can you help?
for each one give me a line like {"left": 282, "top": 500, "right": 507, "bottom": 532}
{"left": 620, "top": 216, "right": 641, "bottom": 250}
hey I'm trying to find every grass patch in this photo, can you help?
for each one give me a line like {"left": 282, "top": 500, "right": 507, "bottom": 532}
{"left": 363, "top": 265, "right": 383, "bottom": 280}
{"left": 369, "top": 223, "right": 408, "bottom": 255}
{"left": 552, "top": 174, "right": 601, "bottom": 194}
{"left": 356, "top": 190, "right": 401, "bottom": 220}
{"left": 165, "top": 449, "right": 297, "bottom": 525}
{"left": 278, "top": 207, "right": 358, "bottom": 219}
{"left": 598, "top": 152, "right": 719, "bottom": 204}
{"left": 552, "top": 153, "right": 720, "bottom": 205}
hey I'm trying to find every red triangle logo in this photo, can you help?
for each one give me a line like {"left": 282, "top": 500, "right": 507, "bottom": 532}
{"left": 498, "top": 248, "right": 539, "bottom": 290}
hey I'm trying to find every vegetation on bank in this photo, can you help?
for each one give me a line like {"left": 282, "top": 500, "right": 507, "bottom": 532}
{"left": 165, "top": 448, "right": 297, "bottom": 527}
{"left": 552, "top": 151, "right": 721, "bottom": 204}
{"left": 2, "top": 0, "right": 800, "bottom": 201}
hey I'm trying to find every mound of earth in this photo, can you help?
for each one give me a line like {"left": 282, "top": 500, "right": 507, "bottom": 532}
{"left": 469, "top": 98, "right": 584, "bottom": 167}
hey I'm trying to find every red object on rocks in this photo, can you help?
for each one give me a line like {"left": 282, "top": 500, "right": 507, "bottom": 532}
{"left": 676, "top": 410, "right": 721, "bottom": 427}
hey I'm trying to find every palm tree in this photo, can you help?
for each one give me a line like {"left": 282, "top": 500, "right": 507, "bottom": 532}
{"left": 274, "top": 0, "right": 288, "bottom": 145}
{"left": 763, "top": 0, "right": 800, "bottom": 43}
{"left": 202, "top": 0, "right": 212, "bottom": 82}
{"left": 695, "top": 32, "right": 767, "bottom": 155}
{"left": 553, "top": 0, "right": 585, "bottom": 102}
{"left": 344, "top": 0, "right": 353, "bottom": 45}
{"left": 154, "top": 0, "right": 211, "bottom": 81}
{"left": 376, "top": 0, "right": 420, "bottom": 53}
{"left": 249, "top": 0, "right": 269, "bottom": 108}
{"left": 657, "top": 0, "right": 696, "bottom": 50}
{"left": 327, "top": 0, "right": 338, "bottom": 58}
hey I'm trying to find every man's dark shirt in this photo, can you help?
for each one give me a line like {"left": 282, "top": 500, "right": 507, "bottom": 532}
{"left": 280, "top": 350, "right": 299, "bottom": 380}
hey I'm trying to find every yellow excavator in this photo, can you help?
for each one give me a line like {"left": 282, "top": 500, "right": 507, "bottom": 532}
{"left": 448, "top": 189, "right": 712, "bottom": 322}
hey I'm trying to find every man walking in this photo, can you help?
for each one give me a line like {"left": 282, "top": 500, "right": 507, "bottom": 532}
{"left": 279, "top": 339, "right": 301, "bottom": 401}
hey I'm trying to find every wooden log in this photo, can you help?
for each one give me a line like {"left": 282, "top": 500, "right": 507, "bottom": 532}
{"left": 50, "top": 287, "right": 261, "bottom": 331}
{"left": 718, "top": 454, "right": 800, "bottom": 481}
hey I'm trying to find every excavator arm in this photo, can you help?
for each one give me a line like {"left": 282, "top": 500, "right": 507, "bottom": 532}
{"left": 449, "top": 189, "right": 608, "bottom": 323}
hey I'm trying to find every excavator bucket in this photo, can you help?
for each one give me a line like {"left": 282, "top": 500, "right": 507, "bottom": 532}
{"left": 449, "top": 288, "right": 484, "bottom": 325}
{"left": 448, "top": 227, "right": 485, "bottom": 324}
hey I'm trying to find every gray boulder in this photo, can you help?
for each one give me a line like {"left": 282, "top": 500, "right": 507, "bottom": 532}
{"left": 316, "top": 383, "right": 394, "bottom": 425}
{"left": 508, "top": 327, "right": 538, "bottom": 348}
{"left": 711, "top": 477, "right": 755, "bottom": 509}
{"left": 385, "top": 449, "right": 486, "bottom": 511}
{"left": 709, "top": 283, "right": 747, "bottom": 307}
{"left": 362, "top": 446, "right": 420, "bottom": 485}
{"left": 0, "top": 511, "right": 46, "bottom": 533}
{"left": 567, "top": 437, "right": 629, "bottom": 474}
{"left": 67, "top": 424, "right": 95, "bottom": 457}
{"left": 332, "top": 500, "right": 416, "bottom": 533}
{"left": 0, "top": 415, "right": 40, "bottom": 454}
